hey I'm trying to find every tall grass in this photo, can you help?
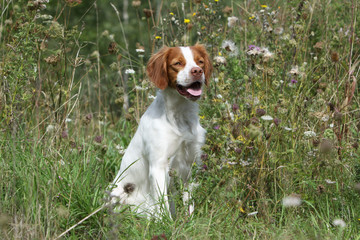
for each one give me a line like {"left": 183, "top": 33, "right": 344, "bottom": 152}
{"left": 0, "top": 0, "right": 359, "bottom": 239}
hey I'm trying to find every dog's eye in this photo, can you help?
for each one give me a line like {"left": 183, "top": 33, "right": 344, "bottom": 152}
{"left": 174, "top": 62, "right": 181, "bottom": 66}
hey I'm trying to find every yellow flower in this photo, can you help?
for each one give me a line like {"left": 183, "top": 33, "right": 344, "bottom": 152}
{"left": 249, "top": 15, "right": 255, "bottom": 20}
{"left": 193, "top": 12, "right": 196, "bottom": 16}
{"left": 218, "top": 52, "right": 222, "bottom": 56}
{"left": 170, "top": 12, "right": 174, "bottom": 15}
{"left": 199, "top": 115, "right": 205, "bottom": 119}
{"left": 155, "top": 36, "right": 162, "bottom": 40}
{"left": 215, "top": 0, "right": 219, "bottom": 2}
{"left": 261, "top": 5, "right": 268, "bottom": 8}
{"left": 240, "top": 207, "right": 246, "bottom": 213}
{"left": 184, "top": 18, "right": 190, "bottom": 23}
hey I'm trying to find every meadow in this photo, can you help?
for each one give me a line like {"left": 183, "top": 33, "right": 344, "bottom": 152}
{"left": 0, "top": 0, "right": 359, "bottom": 239}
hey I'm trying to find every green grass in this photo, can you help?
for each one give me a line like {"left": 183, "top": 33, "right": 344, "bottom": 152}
{"left": 1, "top": 0, "right": 360, "bottom": 239}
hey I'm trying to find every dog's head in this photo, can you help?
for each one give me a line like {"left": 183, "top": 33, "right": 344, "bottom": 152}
{"left": 146, "top": 45, "right": 213, "bottom": 101}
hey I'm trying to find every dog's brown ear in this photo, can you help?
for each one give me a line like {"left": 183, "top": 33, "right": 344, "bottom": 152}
{"left": 146, "top": 47, "right": 170, "bottom": 90}
{"left": 193, "top": 44, "right": 213, "bottom": 86}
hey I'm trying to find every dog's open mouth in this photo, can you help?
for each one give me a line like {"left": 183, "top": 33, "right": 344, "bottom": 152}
{"left": 176, "top": 81, "right": 202, "bottom": 100}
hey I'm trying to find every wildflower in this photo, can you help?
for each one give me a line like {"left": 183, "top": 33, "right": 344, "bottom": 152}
{"left": 148, "top": 95, "right": 156, "bottom": 100}
{"left": 289, "top": 66, "right": 299, "bottom": 75}
{"left": 143, "top": 9, "right": 154, "bottom": 18}
{"left": 221, "top": 40, "right": 238, "bottom": 56}
{"left": 61, "top": 131, "right": 68, "bottom": 138}
{"left": 227, "top": 16, "right": 238, "bottom": 28}
{"left": 256, "top": 108, "right": 266, "bottom": 117}
{"left": 274, "top": 27, "right": 284, "bottom": 35}
{"left": 217, "top": 94, "right": 223, "bottom": 99}
{"left": 132, "top": 1, "right": 141, "bottom": 7}
{"left": 249, "top": 15, "right": 255, "bottom": 20}
{"left": 270, "top": 118, "right": 279, "bottom": 127}
{"left": 284, "top": 127, "right": 292, "bottom": 131}
{"left": 115, "top": 144, "right": 125, "bottom": 154}
{"left": 94, "top": 135, "right": 103, "bottom": 143}
{"left": 46, "top": 124, "right": 55, "bottom": 132}
{"left": 248, "top": 211, "right": 258, "bottom": 216}
{"left": 184, "top": 18, "right": 190, "bottom": 24}
{"left": 65, "top": 118, "right": 72, "bottom": 123}
{"left": 214, "top": 125, "right": 220, "bottom": 130}
{"left": 260, "top": 4, "right": 268, "bottom": 8}
{"left": 136, "top": 48, "right": 145, "bottom": 53}
{"left": 261, "top": 115, "right": 273, "bottom": 121}
{"left": 193, "top": 12, "right": 196, "bottom": 16}
{"left": 125, "top": 69, "right": 135, "bottom": 74}
{"left": 247, "top": 45, "right": 261, "bottom": 56}
{"left": 169, "top": 12, "right": 174, "bottom": 15}
{"left": 155, "top": 36, "right": 162, "bottom": 40}
{"left": 282, "top": 194, "right": 302, "bottom": 207}
{"left": 290, "top": 79, "right": 298, "bottom": 84}
{"left": 325, "top": 179, "right": 336, "bottom": 184}
{"left": 332, "top": 219, "right": 346, "bottom": 228}
{"left": 304, "top": 131, "right": 316, "bottom": 137}
{"left": 214, "top": 56, "right": 226, "bottom": 65}
{"left": 261, "top": 47, "right": 274, "bottom": 61}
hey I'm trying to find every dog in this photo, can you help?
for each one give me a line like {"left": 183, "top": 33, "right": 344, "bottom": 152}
{"left": 109, "top": 44, "right": 212, "bottom": 217}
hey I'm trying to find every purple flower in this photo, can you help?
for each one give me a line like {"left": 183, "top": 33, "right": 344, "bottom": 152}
{"left": 94, "top": 135, "right": 103, "bottom": 143}
{"left": 291, "top": 79, "right": 298, "bottom": 84}
{"left": 248, "top": 45, "right": 260, "bottom": 50}
{"left": 214, "top": 125, "right": 220, "bottom": 130}
{"left": 232, "top": 103, "right": 239, "bottom": 112}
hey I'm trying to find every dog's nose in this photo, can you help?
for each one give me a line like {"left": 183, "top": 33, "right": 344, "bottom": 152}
{"left": 191, "top": 67, "right": 203, "bottom": 78}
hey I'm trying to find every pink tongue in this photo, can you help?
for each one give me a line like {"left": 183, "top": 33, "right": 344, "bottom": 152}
{"left": 187, "top": 88, "right": 202, "bottom": 96}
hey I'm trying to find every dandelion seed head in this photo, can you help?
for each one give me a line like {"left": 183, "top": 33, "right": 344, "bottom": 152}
{"left": 304, "top": 131, "right": 316, "bottom": 137}
{"left": 282, "top": 195, "right": 302, "bottom": 207}
{"left": 227, "top": 16, "right": 238, "bottom": 28}
{"left": 261, "top": 115, "right": 273, "bottom": 121}
{"left": 125, "top": 69, "right": 135, "bottom": 74}
{"left": 332, "top": 219, "right": 346, "bottom": 228}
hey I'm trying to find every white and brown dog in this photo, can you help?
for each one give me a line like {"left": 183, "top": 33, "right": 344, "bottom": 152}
{"left": 109, "top": 45, "right": 212, "bottom": 217}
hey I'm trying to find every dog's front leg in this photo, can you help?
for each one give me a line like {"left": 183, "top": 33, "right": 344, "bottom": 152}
{"left": 149, "top": 158, "right": 170, "bottom": 215}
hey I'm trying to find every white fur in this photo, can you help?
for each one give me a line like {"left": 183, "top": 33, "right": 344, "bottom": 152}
{"left": 109, "top": 47, "right": 206, "bottom": 217}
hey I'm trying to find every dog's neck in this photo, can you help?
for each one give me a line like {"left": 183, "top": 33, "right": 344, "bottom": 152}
{"left": 158, "top": 88, "right": 200, "bottom": 134}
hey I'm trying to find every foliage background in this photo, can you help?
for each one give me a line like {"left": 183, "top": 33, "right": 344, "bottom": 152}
{"left": 0, "top": 0, "right": 359, "bottom": 239}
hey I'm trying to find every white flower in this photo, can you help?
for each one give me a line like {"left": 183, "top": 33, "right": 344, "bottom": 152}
{"left": 247, "top": 211, "right": 258, "bottom": 216}
{"left": 148, "top": 95, "right": 156, "bottom": 100}
{"left": 214, "top": 56, "right": 226, "bottom": 65}
{"left": 274, "top": 27, "right": 284, "bottom": 35}
{"left": 261, "top": 47, "right": 274, "bottom": 61}
{"left": 282, "top": 195, "right": 302, "bottom": 207}
{"left": 125, "top": 69, "right": 135, "bottom": 74}
{"left": 325, "top": 179, "right": 336, "bottom": 184}
{"left": 136, "top": 48, "right": 145, "bottom": 53}
{"left": 217, "top": 94, "right": 223, "bottom": 99}
{"left": 289, "top": 65, "right": 299, "bottom": 75}
{"left": 304, "top": 131, "right": 316, "bottom": 137}
{"left": 330, "top": 123, "right": 334, "bottom": 128}
{"left": 261, "top": 115, "right": 273, "bottom": 121}
{"left": 227, "top": 16, "right": 238, "bottom": 28}
{"left": 221, "top": 40, "right": 238, "bottom": 56}
{"left": 227, "top": 161, "right": 237, "bottom": 165}
{"left": 46, "top": 124, "right": 55, "bottom": 132}
{"left": 332, "top": 219, "right": 346, "bottom": 228}
{"left": 115, "top": 145, "right": 126, "bottom": 155}
{"left": 284, "top": 127, "right": 292, "bottom": 131}
{"left": 321, "top": 115, "right": 329, "bottom": 122}
{"left": 135, "top": 85, "right": 147, "bottom": 91}
{"left": 214, "top": 77, "right": 219, "bottom": 83}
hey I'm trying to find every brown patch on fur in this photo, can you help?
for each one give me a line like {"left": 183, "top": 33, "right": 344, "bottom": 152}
{"left": 146, "top": 47, "right": 170, "bottom": 90}
{"left": 191, "top": 44, "right": 213, "bottom": 86}
{"left": 124, "top": 183, "right": 135, "bottom": 194}
{"left": 166, "top": 47, "right": 186, "bottom": 88}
